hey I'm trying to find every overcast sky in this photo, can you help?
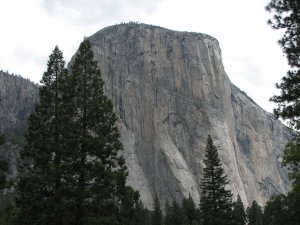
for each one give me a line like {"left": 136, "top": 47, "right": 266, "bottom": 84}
{"left": 0, "top": 0, "right": 289, "bottom": 113}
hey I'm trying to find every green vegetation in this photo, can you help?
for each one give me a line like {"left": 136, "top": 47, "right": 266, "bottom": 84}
{"left": 263, "top": 1, "right": 300, "bottom": 225}
{"left": 246, "top": 200, "right": 263, "bottom": 225}
{"left": 267, "top": 0, "right": 300, "bottom": 130}
{"left": 14, "top": 41, "right": 139, "bottom": 225}
{"left": 152, "top": 195, "right": 162, "bottom": 225}
{"left": 15, "top": 46, "right": 68, "bottom": 225}
{"left": 267, "top": 0, "right": 300, "bottom": 183}
{"left": 232, "top": 195, "right": 246, "bottom": 225}
{"left": 200, "top": 135, "right": 233, "bottom": 225}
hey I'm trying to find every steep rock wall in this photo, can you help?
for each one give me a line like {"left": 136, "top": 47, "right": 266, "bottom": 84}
{"left": 0, "top": 71, "right": 39, "bottom": 180}
{"left": 88, "top": 23, "right": 292, "bottom": 208}
{"left": 0, "top": 23, "right": 293, "bottom": 209}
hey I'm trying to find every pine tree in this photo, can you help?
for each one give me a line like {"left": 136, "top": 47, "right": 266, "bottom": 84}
{"left": 16, "top": 46, "right": 68, "bottom": 225}
{"left": 200, "top": 135, "right": 233, "bottom": 225}
{"left": 134, "top": 200, "right": 152, "bottom": 225}
{"left": 182, "top": 194, "right": 199, "bottom": 225}
{"left": 152, "top": 195, "right": 162, "bottom": 225}
{"left": 266, "top": 0, "right": 300, "bottom": 184}
{"left": 232, "top": 195, "right": 246, "bottom": 225}
{"left": 246, "top": 201, "right": 263, "bottom": 225}
{"left": 171, "top": 200, "right": 185, "bottom": 225}
{"left": 63, "top": 39, "right": 138, "bottom": 225}
{"left": 164, "top": 200, "right": 173, "bottom": 225}
{"left": 266, "top": 0, "right": 300, "bottom": 130}
{"left": 266, "top": 2, "right": 300, "bottom": 223}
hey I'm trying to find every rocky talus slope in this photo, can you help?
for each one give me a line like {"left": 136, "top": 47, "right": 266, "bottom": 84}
{"left": 87, "top": 23, "right": 293, "bottom": 208}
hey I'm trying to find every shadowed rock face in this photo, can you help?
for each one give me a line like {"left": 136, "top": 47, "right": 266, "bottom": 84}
{"left": 0, "top": 71, "right": 39, "bottom": 180}
{"left": 88, "top": 23, "right": 293, "bottom": 208}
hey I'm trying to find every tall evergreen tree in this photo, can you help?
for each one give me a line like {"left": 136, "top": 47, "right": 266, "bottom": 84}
{"left": 134, "top": 200, "right": 151, "bottom": 225}
{"left": 267, "top": 0, "right": 300, "bottom": 184}
{"left": 63, "top": 39, "right": 138, "bottom": 225}
{"left": 152, "top": 195, "right": 162, "bottom": 225}
{"left": 16, "top": 46, "right": 68, "bottom": 225}
{"left": 182, "top": 194, "right": 199, "bottom": 225}
{"left": 267, "top": 0, "right": 300, "bottom": 130}
{"left": 200, "top": 135, "right": 233, "bottom": 225}
{"left": 232, "top": 195, "right": 246, "bottom": 225}
{"left": 171, "top": 200, "right": 186, "bottom": 225}
{"left": 164, "top": 200, "right": 173, "bottom": 225}
{"left": 266, "top": 2, "right": 300, "bottom": 223}
{"left": 246, "top": 201, "right": 263, "bottom": 225}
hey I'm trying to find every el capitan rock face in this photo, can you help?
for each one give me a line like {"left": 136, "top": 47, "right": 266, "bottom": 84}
{"left": 0, "top": 23, "right": 293, "bottom": 209}
{"left": 87, "top": 23, "right": 292, "bottom": 208}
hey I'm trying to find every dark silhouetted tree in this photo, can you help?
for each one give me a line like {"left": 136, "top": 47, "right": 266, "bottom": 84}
{"left": 16, "top": 40, "right": 139, "bottom": 225}
{"left": 266, "top": 2, "right": 300, "bottom": 224}
{"left": 16, "top": 46, "right": 68, "bottom": 225}
{"left": 200, "top": 135, "right": 233, "bottom": 225}
{"left": 62, "top": 39, "right": 138, "bottom": 225}
{"left": 263, "top": 194, "right": 290, "bottom": 225}
{"left": 246, "top": 201, "right": 262, "bottom": 225}
{"left": 164, "top": 200, "right": 173, "bottom": 225}
{"left": 267, "top": 0, "right": 300, "bottom": 130}
{"left": 152, "top": 195, "right": 162, "bottom": 225}
{"left": 267, "top": 0, "right": 300, "bottom": 186}
{"left": 232, "top": 194, "right": 246, "bottom": 225}
{"left": 182, "top": 194, "right": 199, "bottom": 225}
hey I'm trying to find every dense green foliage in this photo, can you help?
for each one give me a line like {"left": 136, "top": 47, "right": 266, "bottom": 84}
{"left": 264, "top": 1, "right": 300, "bottom": 225}
{"left": 15, "top": 40, "right": 139, "bottom": 225}
{"left": 232, "top": 195, "right": 246, "bottom": 225}
{"left": 264, "top": 183, "right": 300, "bottom": 225}
{"left": 263, "top": 194, "right": 289, "bottom": 225}
{"left": 182, "top": 195, "right": 200, "bottom": 225}
{"left": 64, "top": 38, "right": 139, "bottom": 225}
{"left": 164, "top": 198, "right": 199, "bottom": 225}
{"left": 15, "top": 46, "right": 69, "bottom": 225}
{"left": 200, "top": 135, "right": 233, "bottom": 225}
{"left": 152, "top": 195, "right": 162, "bottom": 225}
{"left": 246, "top": 201, "right": 263, "bottom": 225}
{"left": 0, "top": 133, "right": 16, "bottom": 224}
{"left": 0, "top": 203, "right": 20, "bottom": 225}
{"left": 267, "top": 0, "right": 300, "bottom": 129}
{"left": 267, "top": 0, "right": 300, "bottom": 184}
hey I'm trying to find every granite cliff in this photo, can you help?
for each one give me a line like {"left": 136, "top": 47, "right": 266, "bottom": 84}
{"left": 0, "top": 23, "right": 293, "bottom": 209}
{"left": 0, "top": 71, "right": 39, "bottom": 183}
{"left": 87, "top": 23, "right": 292, "bottom": 208}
